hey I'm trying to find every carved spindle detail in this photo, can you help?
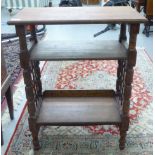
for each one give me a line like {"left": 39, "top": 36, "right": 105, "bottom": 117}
{"left": 30, "top": 61, "right": 39, "bottom": 98}
{"left": 30, "top": 61, "right": 42, "bottom": 117}
{"left": 117, "top": 24, "right": 127, "bottom": 112}
{"left": 34, "top": 61, "right": 42, "bottom": 97}
{"left": 116, "top": 60, "right": 123, "bottom": 97}
{"left": 119, "top": 24, "right": 140, "bottom": 150}
{"left": 16, "top": 25, "right": 40, "bottom": 149}
{"left": 120, "top": 60, "right": 127, "bottom": 106}
{"left": 30, "top": 25, "right": 42, "bottom": 98}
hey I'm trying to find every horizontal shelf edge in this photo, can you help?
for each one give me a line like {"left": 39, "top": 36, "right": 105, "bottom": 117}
{"left": 43, "top": 89, "right": 116, "bottom": 97}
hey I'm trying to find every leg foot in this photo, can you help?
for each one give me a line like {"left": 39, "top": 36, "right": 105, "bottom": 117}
{"left": 33, "top": 139, "right": 40, "bottom": 150}
{"left": 31, "top": 126, "right": 40, "bottom": 150}
{"left": 28, "top": 118, "right": 40, "bottom": 150}
{"left": 119, "top": 129, "right": 127, "bottom": 150}
{"left": 119, "top": 144, "right": 125, "bottom": 150}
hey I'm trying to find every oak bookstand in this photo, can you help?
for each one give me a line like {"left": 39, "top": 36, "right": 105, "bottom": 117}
{"left": 8, "top": 7, "right": 147, "bottom": 150}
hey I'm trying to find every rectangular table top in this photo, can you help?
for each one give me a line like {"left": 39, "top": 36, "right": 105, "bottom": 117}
{"left": 8, "top": 6, "right": 147, "bottom": 25}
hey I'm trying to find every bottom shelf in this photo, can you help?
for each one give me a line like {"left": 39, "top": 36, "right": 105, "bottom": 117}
{"left": 36, "top": 90, "right": 121, "bottom": 126}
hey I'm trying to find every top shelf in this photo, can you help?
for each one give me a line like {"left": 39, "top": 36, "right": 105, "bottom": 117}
{"left": 8, "top": 6, "right": 147, "bottom": 25}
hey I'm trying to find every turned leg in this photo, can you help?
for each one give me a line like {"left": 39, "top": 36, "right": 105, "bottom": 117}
{"left": 118, "top": 24, "right": 128, "bottom": 149}
{"left": 5, "top": 86, "right": 14, "bottom": 120}
{"left": 119, "top": 24, "right": 140, "bottom": 150}
{"left": 119, "top": 116, "right": 129, "bottom": 150}
{"left": 16, "top": 25, "right": 40, "bottom": 150}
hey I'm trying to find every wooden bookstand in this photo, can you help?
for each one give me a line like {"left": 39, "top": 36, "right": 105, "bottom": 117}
{"left": 8, "top": 7, "right": 147, "bottom": 150}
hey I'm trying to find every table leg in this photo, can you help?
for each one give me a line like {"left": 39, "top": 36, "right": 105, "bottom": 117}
{"left": 16, "top": 25, "right": 40, "bottom": 150}
{"left": 119, "top": 24, "right": 140, "bottom": 150}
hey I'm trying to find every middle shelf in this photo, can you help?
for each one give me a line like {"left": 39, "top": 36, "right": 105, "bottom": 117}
{"left": 30, "top": 40, "right": 127, "bottom": 61}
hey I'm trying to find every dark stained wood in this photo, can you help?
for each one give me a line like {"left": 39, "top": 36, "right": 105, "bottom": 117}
{"left": 43, "top": 90, "right": 115, "bottom": 97}
{"left": 34, "top": 61, "right": 42, "bottom": 97}
{"left": 8, "top": 7, "right": 147, "bottom": 25}
{"left": 1, "top": 75, "right": 10, "bottom": 96}
{"left": 1, "top": 47, "right": 10, "bottom": 96}
{"left": 5, "top": 86, "right": 14, "bottom": 120}
{"left": 37, "top": 96, "right": 121, "bottom": 126}
{"left": 119, "top": 24, "right": 140, "bottom": 150}
{"left": 30, "top": 40, "right": 127, "bottom": 60}
{"left": 28, "top": 118, "right": 40, "bottom": 150}
{"left": 143, "top": 0, "right": 153, "bottom": 37}
{"left": 1, "top": 48, "right": 8, "bottom": 85}
{"left": 119, "top": 24, "right": 127, "bottom": 42}
{"left": 16, "top": 25, "right": 35, "bottom": 116}
{"left": 133, "top": 0, "right": 145, "bottom": 12}
{"left": 116, "top": 60, "right": 124, "bottom": 98}
{"left": 146, "top": 0, "right": 153, "bottom": 16}
{"left": 1, "top": 79, "right": 14, "bottom": 120}
{"left": 117, "top": 25, "right": 127, "bottom": 114}
{"left": 15, "top": 25, "right": 40, "bottom": 150}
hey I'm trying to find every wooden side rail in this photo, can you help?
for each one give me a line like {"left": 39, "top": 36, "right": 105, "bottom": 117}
{"left": 43, "top": 90, "right": 116, "bottom": 97}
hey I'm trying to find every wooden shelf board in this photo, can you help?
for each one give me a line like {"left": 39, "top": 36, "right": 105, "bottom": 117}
{"left": 30, "top": 40, "right": 127, "bottom": 61}
{"left": 36, "top": 90, "right": 121, "bottom": 126}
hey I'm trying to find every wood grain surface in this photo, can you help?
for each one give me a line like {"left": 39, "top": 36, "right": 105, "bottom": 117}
{"left": 37, "top": 96, "right": 121, "bottom": 126}
{"left": 8, "top": 7, "right": 147, "bottom": 25}
{"left": 30, "top": 40, "right": 127, "bottom": 60}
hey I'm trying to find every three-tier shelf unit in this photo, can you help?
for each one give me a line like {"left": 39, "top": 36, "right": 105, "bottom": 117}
{"left": 8, "top": 6, "right": 146, "bottom": 150}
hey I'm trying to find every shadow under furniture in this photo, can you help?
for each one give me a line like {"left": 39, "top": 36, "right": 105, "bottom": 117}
{"left": 1, "top": 47, "right": 14, "bottom": 145}
{"left": 8, "top": 7, "right": 146, "bottom": 150}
